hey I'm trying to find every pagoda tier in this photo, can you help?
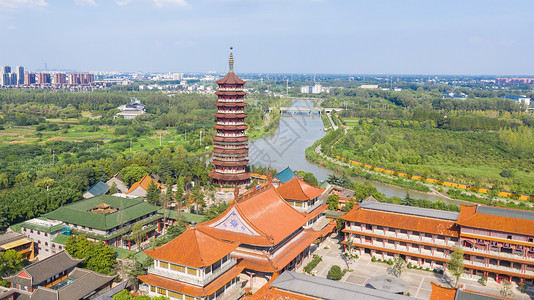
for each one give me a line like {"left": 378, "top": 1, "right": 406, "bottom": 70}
{"left": 209, "top": 49, "right": 250, "bottom": 186}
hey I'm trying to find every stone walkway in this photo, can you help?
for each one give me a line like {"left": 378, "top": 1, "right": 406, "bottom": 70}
{"left": 296, "top": 235, "right": 534, "bottom": 299}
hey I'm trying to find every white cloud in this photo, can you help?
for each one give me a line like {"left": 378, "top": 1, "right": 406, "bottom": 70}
{"left": 0, "top": 0, "right": 48, "bottom": 10}
{"left": 75, "top": 0, "right": 97, "bottom": 6}
{"left": 115, "top": 0, "right": 188, "bottom": 8}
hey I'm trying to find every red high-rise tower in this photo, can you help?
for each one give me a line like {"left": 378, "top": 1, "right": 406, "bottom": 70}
{"left": 209, "top": 48, "right": 250, "bottom": 186}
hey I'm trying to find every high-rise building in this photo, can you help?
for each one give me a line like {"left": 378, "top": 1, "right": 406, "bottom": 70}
{"left": 0, "top": 66, "right": 11, "bottom": 86}
{"left": 24, "top": 73, "right": 36, "bottom": 85}
{"left": 53, "top": 73, "right": 67, "bottom": 84}
{"left": 10, "top": 73, "right": 17, "bottom": 85}
{"left": 68, "top": 73, "right": 80, "bottom": 85}
{"left": 209, "top": 48, "right": 250, "bottom": 186}
{"left": 37, "top": 73, "right": 51, "bottom": 84}
{"left": 15, "top": 66, "right": 24, "bottom": 84}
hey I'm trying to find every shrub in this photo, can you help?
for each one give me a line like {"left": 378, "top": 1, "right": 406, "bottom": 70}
{"left": 371, "top": 256, "right": 376, "bottom": 262}
{"left": 328, "top": 265, "right": 344, "bottom": 281}
{"left": 407, "top": 262, "right": 412, "bottom": 269}
{"left": 387, "top": 258, "right": 393, "bottom": 265}
{"left": 304, "top": 255, "right": 322, "bottom": 274}
{"left": 480, "top": 275, "right": 487, "bottom": 286}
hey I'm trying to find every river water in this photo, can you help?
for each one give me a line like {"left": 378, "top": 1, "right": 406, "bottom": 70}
{"left": 249, "top": 99, "right": 457, "bottom": 203}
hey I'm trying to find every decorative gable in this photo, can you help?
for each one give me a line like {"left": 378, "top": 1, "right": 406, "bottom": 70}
{"left": 17, "top": 270, "right": 31, "bottom": 279}
{"left": 208, "top": 207, "right": 259, "bottom": 236}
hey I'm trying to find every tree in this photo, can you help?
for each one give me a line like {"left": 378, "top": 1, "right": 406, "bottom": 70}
{"left": 298, "top": 171, "right": 318, "bottom": 186}
{"left": 109, "top": 182, "right": 118, "bottom": 195}
{"left": 174, "top": 145, "right": 187, "bottom": 159}
{"left": 175, "top": 176, "right": 185, "bottom": 203}
{"left": 65, "top": 235, "right": 117, "bottom": 275}
{"left": 500, "top": 279, "right": 513, "bottom": 298}
{"left": 113, "top": 290, "right": 133, "bottom": 300}
{"left": 327, "top": 265, "right": 344, "bottom": 281}
{"left": 146, "top": 181, "right": 161, "bottom": 205}
{"left": 391, "top": 256, "right": 407, "bottom": 278}
{"left": 205, "top": 202, "right": 229, "bottom": 221}
{"left": 120, "top": 164, "right": 149, "bottom": 186}
{"left": 131, "top": 223, "right": 146, "bottom": 251}
{"left": 0, "top": 249, "right": 23, "bottom": 277}
{"left": 157, "top": 158, "right": 172, "bottom": 180}
{"left": 327, "top": 194, "right": 339, "bottom": 210}
{"left": 448, "top": 246, "right": 464, "bottom": 288}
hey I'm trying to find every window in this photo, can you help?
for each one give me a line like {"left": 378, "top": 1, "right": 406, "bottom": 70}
{"left": 187, "top": 268, "right": 197, "bottom": 276}
{"left": 38, "top": 240, "right": 41, "bottom": 244}
{"left": 157, "top": 287, "right": 166, "bottom": 295}
{"left": 150, "top": 286, "right": 156, "bottom": 292}
{"left": 37, "top": 231, "right": 40, "bottom": 235}
{"left": 59, "top": 246, "right": 62, "bottom": 250}
{"left": 185, "top": 296, "right": 195, "bottom": 300}
{"left": 45, "top": 233, "right": 48, "bottom": 237}
{"left": 171, "top": 264, "right": 185, "bottom": 272}
{"left": 45, "top": 242, "right": 48, "bottom": 246}
{"left": 160, "top": 261, "right": 169, "bottom": 269}
{"left": 23, "top": 228, "right": 26, "bottom": 232}
{"left": 507, "top": 235, "right": 513, "bottom": 240}
{"left": 168, "top": 291, "right": 181, "bottom": 299}
{"left": 530, "top": 238, "right": 534, "bottom": 243}
{"left": 30, "top": 230, "right": 33, "bottom": 233}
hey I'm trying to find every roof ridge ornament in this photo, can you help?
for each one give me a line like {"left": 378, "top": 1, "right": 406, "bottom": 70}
{"left": 229, "top": 47, "right": 234, "bottom": 73}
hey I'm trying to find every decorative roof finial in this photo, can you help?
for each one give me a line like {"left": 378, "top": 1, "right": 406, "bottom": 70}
{"left": 229, "top": 47, "right": 234, "bottom": 73}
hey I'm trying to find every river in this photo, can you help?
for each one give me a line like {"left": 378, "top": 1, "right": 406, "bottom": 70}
{"left": 249, "top": 99, "right": 459, "bottom": 204}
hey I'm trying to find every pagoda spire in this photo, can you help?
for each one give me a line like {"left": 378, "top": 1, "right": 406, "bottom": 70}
{"left": 229, "top": 47, "right": 234, "bottom": 73}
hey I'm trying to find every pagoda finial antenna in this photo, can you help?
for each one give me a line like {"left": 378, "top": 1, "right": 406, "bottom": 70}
{"left": 229, "top": 47, "right": 234, "bottom": 73}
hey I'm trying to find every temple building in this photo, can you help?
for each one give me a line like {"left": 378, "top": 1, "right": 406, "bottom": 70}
{"left": 342, "top": 201, "right": 534, "bottom": 286}
{"left": 209, "top": 48, "right": 250, "bottom": 186}
{"left": 139, "top": 178, "right": 333, "bottom": 299}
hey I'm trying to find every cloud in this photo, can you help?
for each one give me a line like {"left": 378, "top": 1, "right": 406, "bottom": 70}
{"left": 75, "top": 0, "right": 97, "bottom": 6}
{"left": 115, "top": 0, "right": 188, "bottom": 8}
{"left": 0, "top": 0, "right": 48, "bottom": 10}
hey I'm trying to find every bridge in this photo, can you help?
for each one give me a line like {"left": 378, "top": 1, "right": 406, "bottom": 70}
{"left": 269, "top": 107, "right": 343, "bottom": 114}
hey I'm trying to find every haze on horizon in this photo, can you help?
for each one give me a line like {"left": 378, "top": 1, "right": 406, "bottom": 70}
{"left": 0, "top": 0, "right": 533, "bottom": 75}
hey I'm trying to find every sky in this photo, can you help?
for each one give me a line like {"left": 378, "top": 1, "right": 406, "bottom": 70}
{"left": 0, "top": 0, "right": 533, "bottom": 75}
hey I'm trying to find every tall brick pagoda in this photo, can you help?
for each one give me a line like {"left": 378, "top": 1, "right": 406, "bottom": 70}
{"left": 209, "top": 48, "right": 250, "bottom": 186}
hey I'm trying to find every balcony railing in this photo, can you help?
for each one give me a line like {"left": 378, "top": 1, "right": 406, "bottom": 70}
{"left": 464, "top": 247, "right": 534, "bottom": 262}
{"left": 148, "top": 259, "right": 237, "bottom": 286}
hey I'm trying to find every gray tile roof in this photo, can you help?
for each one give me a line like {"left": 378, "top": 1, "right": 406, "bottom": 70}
{"left": 0, "top": 231, "right": 28, "bottom": 249}
{"left": 359, "top": 200, "right": 460, "bottom": 221}
{"left": 271, "top": 271, "right": 418, "bottom": 300}
{"left": 6, "top": 251, "right": 82, "bottom": 287}
{"left": 456, "top": 289, "right": 502, "bottom": 300}
{"left": 477, "top": 205, "right": 534, "bottom": 221}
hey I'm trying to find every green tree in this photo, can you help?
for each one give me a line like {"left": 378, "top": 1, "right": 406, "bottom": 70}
{"left": 131, "top": 223, "right": 146, "bottom": 251}
{"left": 146, "top": 181, "right": 161, "bottom": 205}
{"left": 65, "top": 235, "right": 117, "bottom": 275}
{"left": 175, "top": 176, "right": 185, "bottom": 203}
{"left": 120, "top": 164, "right": 149, "bottom": 186}
{"left": 0, "top": 249, "right": 23, "bottom": 277}
{"left": 0, "top": 173, "right": 9, "bottom": 189}
{"left": 327, "top": 265, "right": 344, "bottom": 281}
{"left": 205, "top": 202, "right": 229, "bottom": 221}
{"left": 448, "top": 246, "right": 464, "bottom": 288}
{"left": 113, "top": 290, "right": 133, "bottom": 300}
{"left": 174, "top": 145, "right": 187, "bottom": 159}
{"left": 327, "top": 194, "right": 339, "bottom": 210}
{"left": 391, "top": 256, "right": 407, "bottom": 278}
{"left": 109, "top": 182, "right": 118, "bottom": 195}
{"left": 157, "top": 158, "right": 172, "bottom": 180}
{"left": 298, "top": 171, "right": 318, "bottom": 186}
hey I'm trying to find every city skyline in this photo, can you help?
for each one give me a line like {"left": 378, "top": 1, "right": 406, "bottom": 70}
{"left": 0, "top": 0, "right": 533, "bottom": 75}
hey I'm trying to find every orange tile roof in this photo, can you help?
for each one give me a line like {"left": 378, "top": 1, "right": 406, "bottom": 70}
{"left": 430, "top": 282, "right": 457, "bottom": 300}
{"left": 269, "top": 229, "right": 322, "bottom": 271}
{"left": 138, "top": 261, "right": 245, "bottom": 297}
{"left": 144, "top": 227, "right": 239, "bottom": 268}
{"left": 216, "top": 72, "right": 246, "bottom": 85}
{"left": 198, "top": 184, "right": 310, "bottom": 246}
{"left": 276, "top": 177, "right": 325, "bottom": 201}
{"left": 341, "top": 205, "right": 459, "bottom": 237}
{"left": 245, "top": 273, "right": 318, "bottom": 300}
{"left": 456, "top": 205, "right": 534, "bottom": 237}
{"left": 126, "top": 174, "right": 161, "bottom": 194}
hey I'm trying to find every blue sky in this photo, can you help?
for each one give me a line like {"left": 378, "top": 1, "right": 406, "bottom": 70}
{"left": 0, "top": 0, "right": 533, "bottom": 74}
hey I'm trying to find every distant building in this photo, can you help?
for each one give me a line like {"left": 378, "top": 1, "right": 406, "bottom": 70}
{"left": 0, "top": 232, "right": 34, "bottom": 260}
{"left": 5, "top": 250, "right": 114, "bottom": 299}
{"left": 82, "top": 181, "right": 110, "bottom": 199}
{"left": 496, "top": 78, "right": 534, "bottom": 84}
{"left": 300, "top": 83, "right": 323, "bottom": 94}
{"left": 300, "top": 86, "right": 312, "bottom": 93}
{"left": 24, "top": 73, "right": 36, "bottom": 85}
{"left": 19, "top": 219, "right": 67, "bottom": 258}
{"left": 14, "top": 66, "right": 24, "bottom": 85}
{"left": 106, "top": 173, "right": 129, "bottom": 194}
{"left": 126, "top": 175, "right": 163, "bottom": 198}
{"left": 359, "top": 84, "right": 379, "bottom": 89}
{"left": 114, "top": 99, "right": 147, "bottom": 120}
{"left": 53, "top": 73, "right": 66, "bottom": 84}
{"left": 312, "top": 83, "right": 322, "bottom": 94}
{"left": 501, "top": 95, "right": 531, "bottom": 106}
{"left": 0, "top": 66, "right": 11, "bottom": 86}
{"left": 37, "top": 73, "right": 51, "bottom": 84}
{"left": 441, "top": 92, "right": 468, "bottom": 100}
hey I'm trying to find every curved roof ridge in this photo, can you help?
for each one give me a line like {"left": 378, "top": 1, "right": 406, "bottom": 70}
{"left": 233, "top": 188, "right": 272, "bottom": 239}
{"left": 270, "top": 182, "right": 307, "bottom": 215}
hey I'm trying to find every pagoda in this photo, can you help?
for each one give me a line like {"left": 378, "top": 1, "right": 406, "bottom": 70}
{"left": 209, "top": 48, "right": 250, "bottom": 186}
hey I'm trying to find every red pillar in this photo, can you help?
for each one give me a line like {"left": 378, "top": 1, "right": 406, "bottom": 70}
{"left": 158, "top": 220, "right": 162, "bottom": 232}
{"left": 128, "top": 240, "right": 131, "bottom": 250}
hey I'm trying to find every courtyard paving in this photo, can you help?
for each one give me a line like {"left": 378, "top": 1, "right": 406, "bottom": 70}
{"left": 296, "top": 234, "right": 534, "bottom": 299}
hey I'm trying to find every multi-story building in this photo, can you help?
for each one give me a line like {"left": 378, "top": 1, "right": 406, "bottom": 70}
{"left": 37, "top": 73, "right": 50, "bottom": 84}
{"left": 5, "top": 250, "right": 114, "bottom": 299}
{"left": 209, "top": 48, "right": 250, "bottom": 186}
{"left": 53, "top": 73, "right": 66, "bottom": 84}
{"left": 19, "top": 219, "right": 67, "bottom": 258}
{"left": 0, "top": 232, "right": 34, "bottom": 260}
{"left": 342, "top": 201, "right": 534, "bottom": 286}
{"left": 68, "top": 73, "right": 81, "bottom": 85}
{"left": 0, "top": 66, "right": 11, "bottom": 86}
{"left": 139, "top": 179, "right": 333, "bottom": 299}
{"left": 456, "top": 204, "right": 534, "bottom": 285}
{"left": 14, "top": 66, "right": 24, "bottom": 85}
{"left": 24, "top": 73, "right": 36, "bottom": 85}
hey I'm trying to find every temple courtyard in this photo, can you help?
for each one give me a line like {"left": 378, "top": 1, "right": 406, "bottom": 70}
{"left": 296, "top": 233, "right": 534, "bottom": 300}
